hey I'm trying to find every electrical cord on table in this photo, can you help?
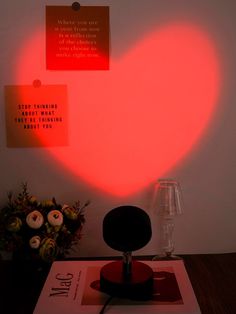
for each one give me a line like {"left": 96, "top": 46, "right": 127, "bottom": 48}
{"left": 99, "top": 295, "right": 114, "bottom": 314}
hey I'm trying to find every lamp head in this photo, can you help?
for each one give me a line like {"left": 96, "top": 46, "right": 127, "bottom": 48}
{"left": 103, "top": 205, "right": 152, "bottom": 252}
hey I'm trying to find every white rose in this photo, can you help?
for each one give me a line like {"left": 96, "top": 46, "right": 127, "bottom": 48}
{"left": 26, "top": 210, "right": 44, "bottom": 229}
{"left": 47, "top": 210, "right": 63, "bottom": 227}
{"left": 29, "top": 236, "right": 41, "bottom": 249}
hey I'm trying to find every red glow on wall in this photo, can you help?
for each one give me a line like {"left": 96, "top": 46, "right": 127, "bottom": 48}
{"left": 16, "top": 22, "right": 221, "bottom": 196}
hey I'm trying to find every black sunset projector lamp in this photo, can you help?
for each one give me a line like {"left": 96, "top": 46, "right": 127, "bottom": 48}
{"left": 100, "top": 205, "right": 153, "bottom": 300}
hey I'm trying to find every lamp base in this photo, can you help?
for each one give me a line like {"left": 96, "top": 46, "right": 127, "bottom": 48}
{"left": 100, "top": 260, "right": 153, "bottom": 300}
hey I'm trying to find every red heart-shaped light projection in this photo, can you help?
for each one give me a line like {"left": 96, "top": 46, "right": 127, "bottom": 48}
{"left": 16, "top": 22, "right": 221, "bottom": 196}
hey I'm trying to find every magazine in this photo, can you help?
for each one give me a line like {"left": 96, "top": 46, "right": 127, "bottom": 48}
{"left": 33, "top": 260, "right": 201, "bottom": 314}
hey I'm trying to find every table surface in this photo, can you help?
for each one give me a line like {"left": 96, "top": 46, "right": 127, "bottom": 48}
{"left": 0, "top": 253, "right": 236, "bottom": 314}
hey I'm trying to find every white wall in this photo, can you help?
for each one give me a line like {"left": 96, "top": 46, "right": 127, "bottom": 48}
{"left": 1, "top": 0, "right": 236, "bottom": 257}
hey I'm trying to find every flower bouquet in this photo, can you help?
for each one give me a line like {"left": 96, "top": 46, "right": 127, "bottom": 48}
{"left": 0, "top": 183, "right": 89, "bottom": 263}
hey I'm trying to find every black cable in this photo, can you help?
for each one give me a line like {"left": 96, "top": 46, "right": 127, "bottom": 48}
{"left": 99, "top": 295, "right": 114, "bottom": 314}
